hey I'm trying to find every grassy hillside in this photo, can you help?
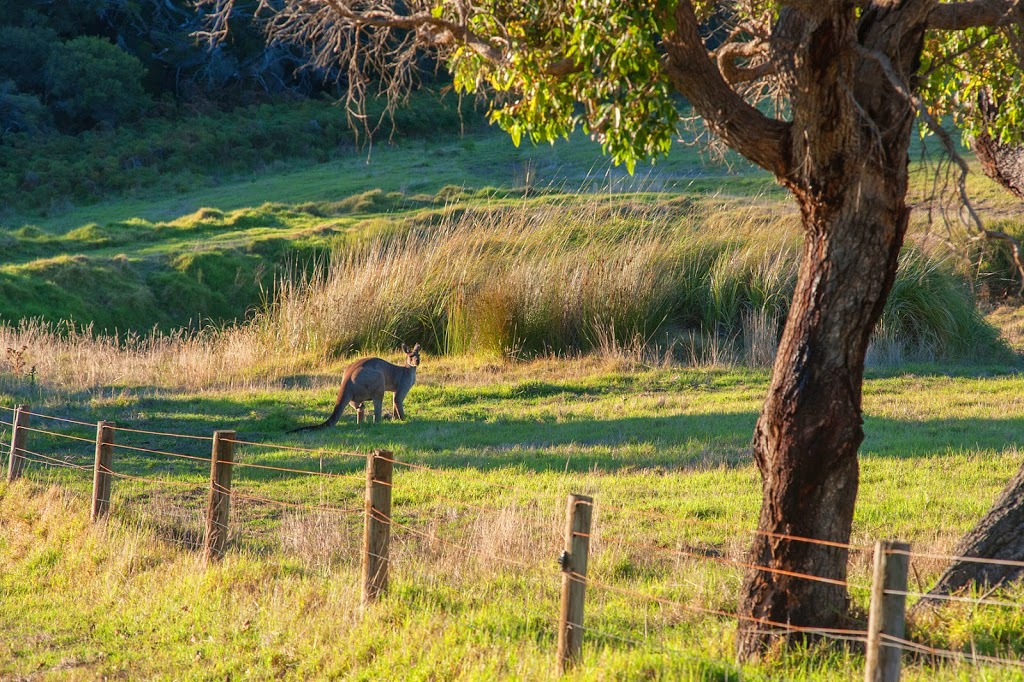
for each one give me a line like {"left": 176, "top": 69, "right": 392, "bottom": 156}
{"left": 2, "top": 358, "right": 1024, "bottom": 679}
{"left": 2, "top": 84, "right": 1024, "bottom": 680}
{"left": 1, "top": 119, "right": 778, "bottom": 334}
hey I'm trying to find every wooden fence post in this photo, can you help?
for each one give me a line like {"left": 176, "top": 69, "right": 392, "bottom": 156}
{"left": 203, "top": 430, "right": 236, "bottom": 562}
{"left": 6, "top": 404, "right": 29, "bottom": 482}
{"left": 865, "top": 540, "right": 910, "bottom": 682}
{"left": 91, "top": 421, "right": 115, "bottom": 522}
{"left": 362, "top": 449, "right": 393, "bottom": 605}
{"left": 557, "top": 493, "right": 593, "bottom": 673}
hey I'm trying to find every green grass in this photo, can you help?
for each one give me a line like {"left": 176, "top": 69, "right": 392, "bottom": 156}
{"left": 3, "top": 359, "right": 1024, "bottom": 679}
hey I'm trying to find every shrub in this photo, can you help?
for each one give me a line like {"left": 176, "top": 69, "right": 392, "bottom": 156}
{"left": 0, "top": 81, "right": 51, "bottom": 135}
{"left": 44, "top": 36, "right": 151, "bottom": 131}
{"left": 0, "top": 26, "right": 59, "bottom": 95}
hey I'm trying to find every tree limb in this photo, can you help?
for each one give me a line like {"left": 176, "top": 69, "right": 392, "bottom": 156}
{"left": 663, "top": 0, "right": 793, "bottom": 179}
{"left": 927, "top": 0, "right": 1021, "bottom": 30}
{"left": 716, "top": 40, "right": 776, "bottom": 85}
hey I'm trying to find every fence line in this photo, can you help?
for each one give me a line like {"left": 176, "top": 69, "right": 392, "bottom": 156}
{"left": 225, "top": 458, "right": 365, "bottom": 482}
{"left": 376, "top": 508, "right": 542, "bottom": 571}
{"left": 5, "top": 405, "right": 1024, "bottom": 679}
{"left": 19, "top": 425, "right": 94, "bottom": 444}
{"left": 106, "top": 469, "right": 208, "bottom": 489}
{"left": 880, "top": 633, "right": 1024, "bottom": 669}
{"left": 228, "top": 489, "right": 362, "bottom": 515}
{"left": 110, "top": 424, "right": 214, "bottom": 441}
{"left": 585, "top": 498, "right": 873, "bottom": 553}
{"left": 892, "top": 547, "right": 1024, "bottom": 570}
{"left": 568, "top": 571, "right": 871, "bottom": 643}
{"left": 600, "top": 533, "right": 867, "bottom": 590}
{"left": 110, "top": 441, "right": 210, "bottom": 463}
{"left": 16, "top": 447, "right": 91, "bottom": 471}
{"left": 377, "top": 452, "right": 525, "bottom": 496}
{"left": 221, "top": 437, "right": 364, "bottom": 460}
{"left": 18, "top": 453, "right": 90, "bottom": 472}
{"left": 883, "top": 588, "right": 1024, "bottom": 610}
{"left": 20, "top": 409, "right": 95, "bottom": 427}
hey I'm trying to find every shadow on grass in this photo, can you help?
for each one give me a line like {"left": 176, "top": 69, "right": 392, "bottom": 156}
{"left": 10, "top": 373, "right": 1024, "bottom": 479}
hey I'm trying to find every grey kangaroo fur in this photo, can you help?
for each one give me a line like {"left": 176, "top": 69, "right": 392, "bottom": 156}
{"left": 289, "top": 344, "right": 421, "bottom": 432}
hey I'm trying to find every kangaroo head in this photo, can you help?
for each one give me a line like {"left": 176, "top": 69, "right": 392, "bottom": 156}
{"left": 401, "top": 343, "right": 421, "bottom": 367}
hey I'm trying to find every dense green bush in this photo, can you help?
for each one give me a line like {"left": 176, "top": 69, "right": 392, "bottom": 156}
{"left": 0, "top": 26, "right": 58, "bottom": 94}
{"left": 0, "top": 82, "right": 51, "bottom": 135}
{"left": 44, "top": 36, "right": 151, "bottom": 131}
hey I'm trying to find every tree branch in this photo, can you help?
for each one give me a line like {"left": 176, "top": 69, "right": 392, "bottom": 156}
{"left": 663, "top": 0, "right": 792, "bottom": 179}
{"left": 927, "top": 0, "right": 1021, "bottom": 30}
{"left": 716, "top": 41, "right": 776, "bottom": 85}
{"left": 860, "top": 42, "right": 1024, "bottom": 293}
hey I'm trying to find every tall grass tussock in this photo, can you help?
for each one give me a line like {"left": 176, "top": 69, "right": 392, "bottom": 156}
{"left": 0, "top": 193, "right": 1007, "bottom": 398}
{"left": 257, "top": 194, "right": 1003, "bottom": 365}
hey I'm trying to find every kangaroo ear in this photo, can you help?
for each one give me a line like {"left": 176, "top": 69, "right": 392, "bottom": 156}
{"left": 412, "top": 343, "right": 421, "bottom": 352}
{"left": 401, "top": 343, "right": 409, "bottom": 353}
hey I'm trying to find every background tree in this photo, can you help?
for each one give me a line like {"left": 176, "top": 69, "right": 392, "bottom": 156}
{"left": 200, "top": 0, "right": 1024, "bottom": 658}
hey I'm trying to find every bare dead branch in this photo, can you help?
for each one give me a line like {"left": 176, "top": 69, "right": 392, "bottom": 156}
{"left": 861, "top": 43, "right": 1024, "bottom": 293}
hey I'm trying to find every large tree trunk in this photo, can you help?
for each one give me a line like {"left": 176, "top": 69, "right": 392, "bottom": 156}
{"left": 912, "top": 459, "right": 1024, "bottom": 613}
{"left": 735, "top": 159, "right": 911, "bottom": 658}
{"left": 732, "top": 3, "right": 924, "bottom": 659}
{"left": 664, "top": 0, "right": 926, "bottom": 659}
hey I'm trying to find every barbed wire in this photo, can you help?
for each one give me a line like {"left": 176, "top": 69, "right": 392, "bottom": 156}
{"left": 570, "top": 572, "right": 870, "bottom": 642}
{"left": 884, "top": 588, "right": 1024, "bottom": 610}
{"left": 582, "top": 498, "right": 872, "bottom": 553}
{"left": 18, "top": 425, "right": 94, "bottom": 444}
{"left": 110, "top": 424, "right": 213, "bottom": 441}
{"left": 105, "top": 468, "right": 208, "bottom": 490}
{"left": 222, "top": 437, "right": 364, "bottom": 460}
{"left": 374, "top": 508, "right": 543, "bottom": 571}
{"left": 110, "top": 441, "right": 210, "bottom": 463}
{"left": 225, "top": 458, "right": 364, "bottom": 482}
{"left": 16, "top": 446, "right": 92, "bottom": 471}
{"left": 20, "top": 409, "right": 96, "bottom": 427}
{"left": 891, "top": 547, "right": 1024, "bottom": 570}
{"left": 600, "top": 533, "right": 865, "bottom": 590}
{"left": 228, "top": 488, "right": 362, "bottom": 515}
{"left": 18, "top": 453, "right": 91, "bottom": 473}
{"left": 375, "top": 453, "right": 526, "bottom": 496}
{"left": 565, "top": 619, "right": 720, "bottom": 666}
{"left": 880, "top": 633, "right": 1024, "bottom": 669}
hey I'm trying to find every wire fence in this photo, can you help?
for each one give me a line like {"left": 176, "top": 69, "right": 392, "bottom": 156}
{"left": 2, "top": 402, "right": 1023, "bottom": 678}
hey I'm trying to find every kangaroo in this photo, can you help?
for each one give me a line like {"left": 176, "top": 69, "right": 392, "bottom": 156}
{"left": 289, "top": 344, "right": 421, "bottom": 432}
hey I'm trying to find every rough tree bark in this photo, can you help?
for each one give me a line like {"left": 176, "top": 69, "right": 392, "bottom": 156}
{"left": 913, "top": 460, "right": 1024, "bottom": 612}
{"left": 725, "top": 3, "right": 924, "bottom": 657}
{"left": 974, "top": 91, "right": 1024, "bottom": 200}
{"left": 975, "top": 132, "right": 1024, "bottom": 200}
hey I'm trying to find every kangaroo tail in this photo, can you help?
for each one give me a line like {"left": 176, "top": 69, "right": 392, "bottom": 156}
{"left": 287, "top": 395, "right": 346, "bottom": 433}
